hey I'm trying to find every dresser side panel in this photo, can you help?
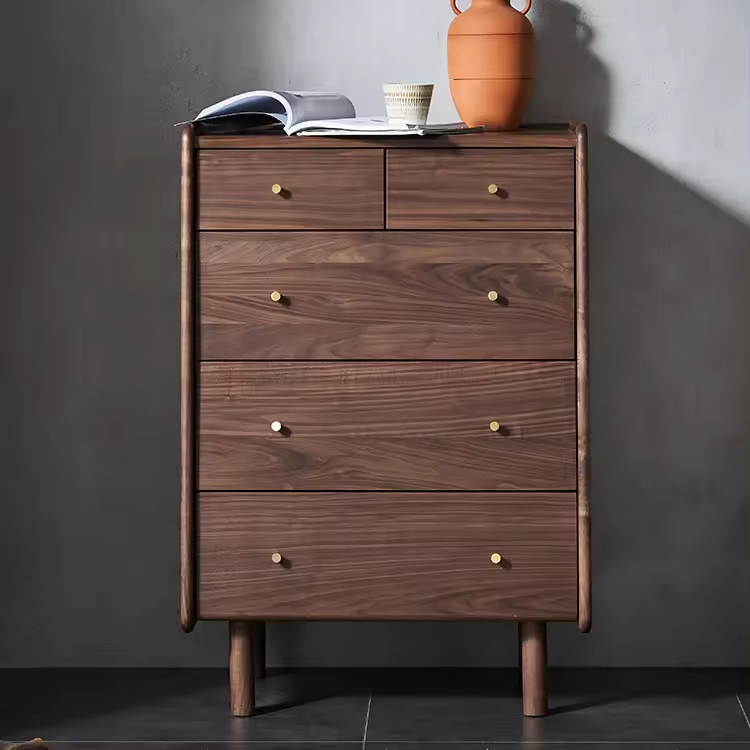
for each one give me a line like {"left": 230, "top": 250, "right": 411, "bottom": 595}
{"left": 575, "top": 123, "right": 591, "bottom": 633}
{"left": 180, "top": 124, "right": 197, "bottom": 633}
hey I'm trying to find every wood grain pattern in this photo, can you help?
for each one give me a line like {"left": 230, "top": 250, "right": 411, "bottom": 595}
{"left": 200, "top": 230, "right": 574, "bottom": 265}
{"left": 181, "top": 126, "right": 590, "bottom": 692}
{"left": 199, "top": 362, "right": 577, "bottom": 491}
{"left": 199, "top": 150, "right": 384, "bottom": 230}
{"left": 197, "top": 126, "right": 577, "bottom": 150}
{"left": 200, "top": 232, "right": 574, "bottom": 360}
{"left": 201, "top": 435, "right": 575, "bottom": 492}
{"left": 520, "top": 621, "right": 548, "bottom": 716}
{"left": 388, "top": 149, "right": 575, "bottom": 230}
{"left": 198, "top": 493, "right": 578, "bottom": 620}
{"left": 575, "top": 122, "right": 592, "bottom": 633}
{"left": 229, "top": 621, "right": 255, "bottom": 717}
{"left": 179, "top": 124, "right": 196, "bottom": 634}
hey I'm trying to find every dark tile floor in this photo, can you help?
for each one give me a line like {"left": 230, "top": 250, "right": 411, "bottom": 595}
{"left": 0, "top": 669, "right": 748, "bottom": 749}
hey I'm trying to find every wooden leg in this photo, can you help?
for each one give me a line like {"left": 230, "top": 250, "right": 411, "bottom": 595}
{"left": 229, "top": 621, "right": 256, "bottom": 717}
{"left": 520, "top": 621, "right": 547, "bottom": 717}
{"left": 254, "top": 622, "right": 267, "bottom": 679}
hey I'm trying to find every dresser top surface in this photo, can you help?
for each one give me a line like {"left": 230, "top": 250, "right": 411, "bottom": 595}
{"left": 194, "top": 123, "right": 582, "bottom": 150}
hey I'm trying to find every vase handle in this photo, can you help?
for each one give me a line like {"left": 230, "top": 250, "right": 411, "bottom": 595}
{"left": 453, "top": 0, "right": 530, "bottom": 15}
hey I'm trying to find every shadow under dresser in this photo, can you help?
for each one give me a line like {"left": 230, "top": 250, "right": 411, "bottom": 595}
{"left": 180, "top": 125, "right": 590, "bottom": 718}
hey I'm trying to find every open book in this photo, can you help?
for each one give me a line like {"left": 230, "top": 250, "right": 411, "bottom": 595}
{"left": 191, "top": 90, "right": 479, "bottom": 137}
{"left": 194, "top": 90, "right": 355, "bottom": 135}
{"left": 295, "top": 118, "right": 479, "bottom": 136}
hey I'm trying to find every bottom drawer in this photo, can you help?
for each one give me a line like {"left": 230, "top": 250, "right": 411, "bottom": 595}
{"left": 198, "top": 493, "right": 577, "bottom": 621}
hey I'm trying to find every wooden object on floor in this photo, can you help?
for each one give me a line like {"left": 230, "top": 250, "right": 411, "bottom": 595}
{"left": 180, "top": 124, "right": 590, "bottom": 718}
{"left": 520, "top": 621, "right": 547, "bottom": 717}
{"left": 229, "top": 621, "right": 256, "bottom": 717}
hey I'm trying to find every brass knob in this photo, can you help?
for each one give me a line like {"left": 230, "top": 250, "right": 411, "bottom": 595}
{"left": 272, "top": 183, "right": 283, "bottom": 195}
{"left": 271, "top": 552, "right": 283, "bottom": 564}
{"left": 488, "top": 183, "right": 499, "bottom": 195}
{"left": 270, "top": 291, "right": 283, "bottom": 303}
{"left": 489, "top": 421, "right": 501, "bottom": 433}
{"left": 488, "top": 291, "right": 499, "bottom": 302}
{"left": 491, "top": 553, "right": 503, "bottom": 565}
{"left": 271, "top": 421, "right": 283, "bottom": 433}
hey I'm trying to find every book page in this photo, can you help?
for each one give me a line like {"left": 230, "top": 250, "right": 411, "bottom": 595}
{"left": 194, "top": 91, "right": 355, "bottom": 132}
{"left": 280, "top": 93, "right": 355, "bottom": 128}
{"left": 287, "top": 117, "right": 410, "bottom": 136}
{"left": 196, "top": 91, "right": 291, "bottom": 124}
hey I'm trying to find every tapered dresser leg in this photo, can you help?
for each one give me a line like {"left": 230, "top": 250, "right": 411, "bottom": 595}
{"left": 520, "top": 621, "right": 547, "bottom": 717}
{"left": 254, "top": 622, "right": 267, "bottom": 679}
{"left": 229, "top": 621, "right": 256, "bottom": 717}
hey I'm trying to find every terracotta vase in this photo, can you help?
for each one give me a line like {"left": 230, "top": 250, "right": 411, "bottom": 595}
{"left": 448, "top": 0, "right": 535, "bottom": 131}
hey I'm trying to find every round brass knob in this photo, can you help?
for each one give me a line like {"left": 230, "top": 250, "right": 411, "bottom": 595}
{"left": 271, "top": 421, "right": 283, "bottom": 433}
{"left": 488, "top": 183, "right": 499, "bottom": 195}
{"left": 271, "top": 552, "right": 283, "bottom": 564}
{"left": 272, "top": 183, "right": 283, "bottom": 195}
{"left": 489, "top": 421, "right": 501, "bottom": 433}
{"left": 270, "top": 291, "right": 283, "bottom": 303}
{"left": 488, "top": 291, "right": 499, "bottom": 302}
{"left": 491, "top": 553, "right": 503, "bottom": 565}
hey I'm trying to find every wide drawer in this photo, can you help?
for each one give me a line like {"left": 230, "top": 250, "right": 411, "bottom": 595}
{"left": 198, "top": 492, "right": 578, "bottom": 620}
{"left": 199, "top": 362, "right": 576, "bottom": 491}
{"left": 387, "top": 149, "right": 575, "bottom": 230}
{"left": 200, "top": 231, "right": 574, "bottom": 360}
{"left": 199, "top": 150, "right": 384, "bottom": 230}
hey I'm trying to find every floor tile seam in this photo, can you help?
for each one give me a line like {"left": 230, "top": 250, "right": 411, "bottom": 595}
{"left": 736, "top": 693, "right": 750, "bottom": 730}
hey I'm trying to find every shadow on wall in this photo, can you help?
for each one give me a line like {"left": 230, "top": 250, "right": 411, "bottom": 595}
{"left": 534, "top": 0, "right": 750, "bottom": 666}
{"left": 275, "top": 0, "right": 749, "bottom": 668}
{"left": 569, "top": 134, "right": 749, "bottom": 666}
{"left": 529, "top": 0, "right": 611, "bottom": 131}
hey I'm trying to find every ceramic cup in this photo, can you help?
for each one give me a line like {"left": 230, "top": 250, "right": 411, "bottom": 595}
{"left": 383, "top": 83, "right": 434, "bottom": 126}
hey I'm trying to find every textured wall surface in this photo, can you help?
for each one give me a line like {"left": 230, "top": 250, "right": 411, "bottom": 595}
{"left": 0, "top": 0, "right": 747, "bottom": 667}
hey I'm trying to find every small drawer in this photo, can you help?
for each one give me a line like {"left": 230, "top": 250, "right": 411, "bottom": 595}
{"left": 199, "top": 149, "right": 384, "bottom": 230}
{"left": 199, "top": 231, "right": 575, "bottom": 360}
{"left": 198, "top": 492, "right": 578, "bottom": 620}
{"left": 199, "top": 361, "right": 577, "bottom": 491}
{"left": 387, "top": 149, "right": 574, "bottom": 230}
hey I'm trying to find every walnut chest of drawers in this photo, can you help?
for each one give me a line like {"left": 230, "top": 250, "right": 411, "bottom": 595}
{"left": 180, "top": 125, "right": 590, "bottom": 718}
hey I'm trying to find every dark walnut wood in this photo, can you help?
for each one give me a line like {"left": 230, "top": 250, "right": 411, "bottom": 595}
{"left": 197, "top": 126, "right": 577, "bottom": 150}
{"left": 388, "top": 149, "right": 575, "bottom": 230}
{"left": 199, "top": 362, "right": 576, "bottom": 491}
{"left": 179, "top": 124, "right": 196, "bottom": 633}
{"left": 574, "top": 122, "right": 591, "bottom": 633}
{"left": 200, "top": 231, "right": 574, "bottom": 360}
{"left": 180, "top": 124, "right": 590, "bottom": 719}
{"left": 520, "top": 621, "right": 548, "bottom": 716}
{"left": 199, "top": 150, "right": 384, "bottom": 230}
{"left": 229, "top": 621, "right": 255, "bottom": 717}
{"left": 198, "top": 493, "right": 577, "bottom": 621}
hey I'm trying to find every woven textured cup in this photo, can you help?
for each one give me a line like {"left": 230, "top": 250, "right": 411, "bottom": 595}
{"left": 383, "top": 84, "right": 434, "bottom": 126}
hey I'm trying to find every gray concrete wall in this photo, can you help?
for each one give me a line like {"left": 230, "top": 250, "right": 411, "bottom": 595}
{"left": 0, "top": 0, "right": 747, "bottom": 667}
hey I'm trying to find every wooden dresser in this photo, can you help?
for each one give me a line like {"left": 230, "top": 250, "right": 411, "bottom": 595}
{"left": 180, "top": 124, "right": 590, "bottom": 718}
